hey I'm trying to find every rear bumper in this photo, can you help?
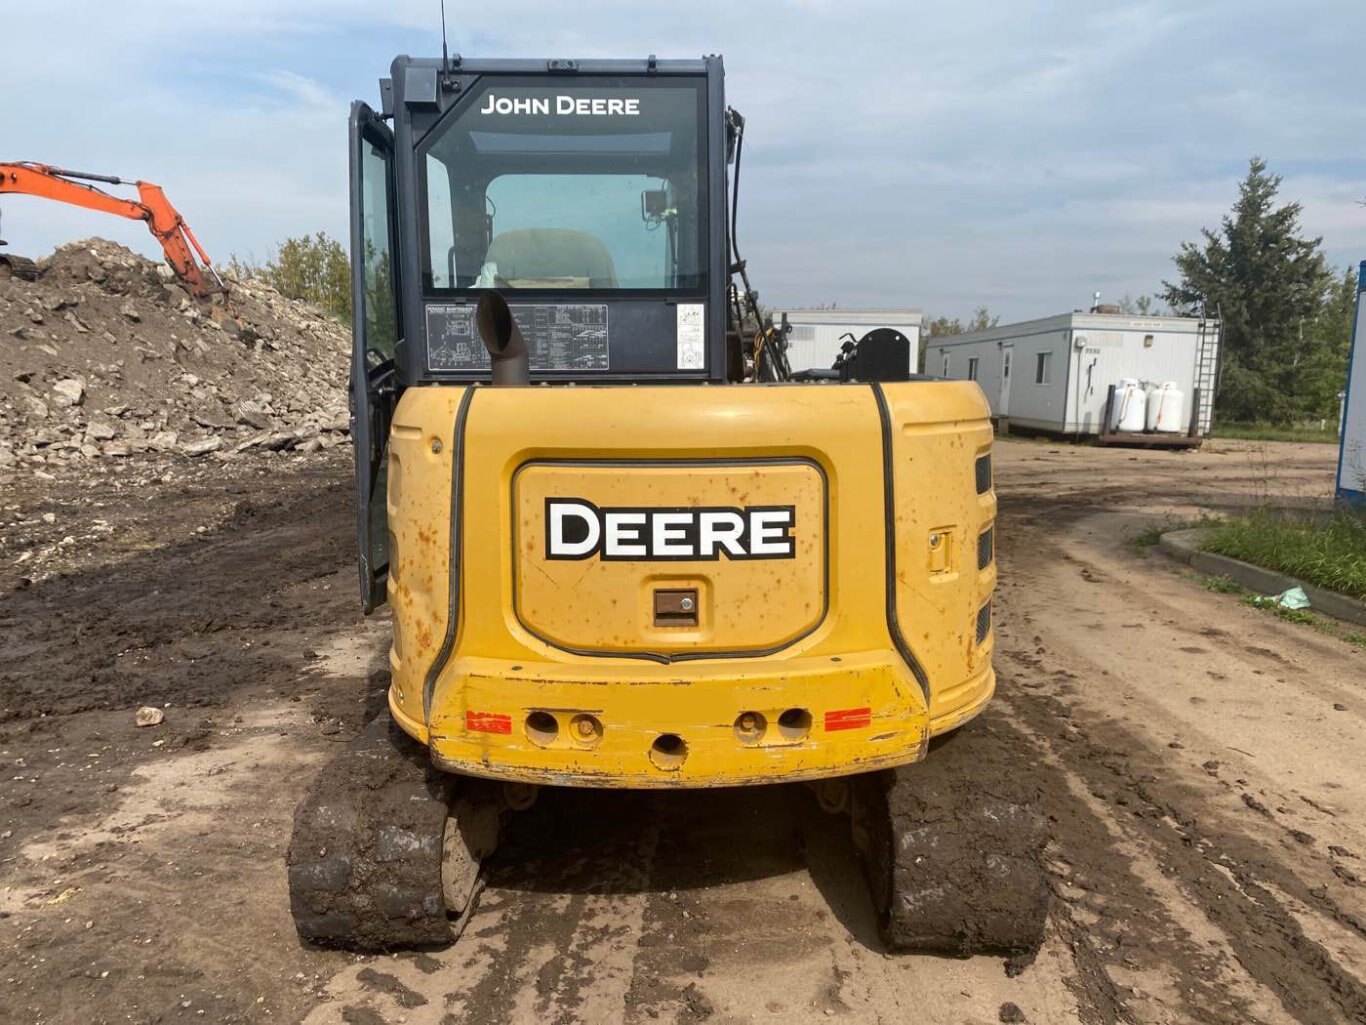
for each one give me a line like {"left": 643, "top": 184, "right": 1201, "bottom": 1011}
{"left": 929, "top": 657, "right": 996, "bottom": 737}
{"left": 390, "top": 651, "right": 991, "bottom": 788}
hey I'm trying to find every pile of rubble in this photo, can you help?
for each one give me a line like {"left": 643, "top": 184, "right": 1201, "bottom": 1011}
{"left": 0, "top": 239, "right": 351, "bottom": 474}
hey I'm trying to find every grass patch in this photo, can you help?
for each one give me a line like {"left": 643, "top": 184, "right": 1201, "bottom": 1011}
{"left": 1244, "top": 596, "right": 1317, "bottom": 625}
{"left": 1201, "top": 509, "right": 1366, "bottom": 600}
{"left": 1213, "top": 422, "right": 1340, "bottom": 444}
{"left": 1200, "top": 565, "right": 1366, "bottom": 647}
{"left": 1204, "top": 575, "right": 1246, "bottom": 595}
{"left": 1131, "top": 515, "right": 1219, "bottom": 555}
{"left": 1130, "top": 528, "right": 1163, "bottom": 550}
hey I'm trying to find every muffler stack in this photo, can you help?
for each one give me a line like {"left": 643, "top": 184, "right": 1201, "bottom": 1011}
{"left": 475, "top": 291, "right": 530, "bottom": 387}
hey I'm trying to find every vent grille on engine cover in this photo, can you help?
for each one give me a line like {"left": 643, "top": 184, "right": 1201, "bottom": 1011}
{"left": 978, "top": 527, "right": 994, "bottom": 570}
{"left": 976, "top": 601, "right": 992, "bottom": 644}
{"left": 975, "top": 454, "right": 992, "bottom": 494}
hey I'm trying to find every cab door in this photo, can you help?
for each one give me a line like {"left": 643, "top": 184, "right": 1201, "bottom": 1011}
{"left": 349, "top": 101, "right": 401, "bottom": 612}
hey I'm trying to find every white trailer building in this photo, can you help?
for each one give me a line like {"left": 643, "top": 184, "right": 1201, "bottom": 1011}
{"left": 780, "top": 308, "right": 923, "bottom": 373}
{"left": 1336, "top": 263, "right": 1365, "bottom": 504}
{"left": 930, "top": 311, "right": 1221, "bottom": 437}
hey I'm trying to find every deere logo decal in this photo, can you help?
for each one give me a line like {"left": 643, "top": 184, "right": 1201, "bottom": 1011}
{"left": 545, "top": 499, "right": 795, "bottom": 561}
{"left": 479, "top": 94, "right": 641, "bottom": 117}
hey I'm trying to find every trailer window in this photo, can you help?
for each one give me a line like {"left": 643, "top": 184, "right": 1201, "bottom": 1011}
{"left": 942, "top": 354, "right": 951, "bottom": 377}
{"left": 420, "top": 78, "right": 706, "bottom": 293}
{"left": 967, "top": 356, "right": 979, "bottom": 381}
{"left": 1035, "top": 351, "right": 1052, "bottom": 385}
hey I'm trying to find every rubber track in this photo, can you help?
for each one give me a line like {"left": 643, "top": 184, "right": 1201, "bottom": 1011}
{"left": 859, "top": 717, "right": 1051, "bottom": 956}
{"left": 0, "top": 255, "right": 39, "bottom": 281}
{"left": 287, "top": 715, "right": 456, "bottom": 951}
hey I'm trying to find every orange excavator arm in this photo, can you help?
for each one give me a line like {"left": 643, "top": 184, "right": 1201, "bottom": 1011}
{"left": 0, "top": 162, "right": 225, "bottom": 299}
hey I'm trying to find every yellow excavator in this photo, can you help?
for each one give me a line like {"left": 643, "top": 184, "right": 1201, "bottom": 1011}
{"left": 287, "top": 54, "right": 1049, "bottom": 956}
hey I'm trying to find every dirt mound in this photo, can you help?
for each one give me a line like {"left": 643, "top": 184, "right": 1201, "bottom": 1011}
{"left": 0, "top": 238, "right": 350, "bottom": 472}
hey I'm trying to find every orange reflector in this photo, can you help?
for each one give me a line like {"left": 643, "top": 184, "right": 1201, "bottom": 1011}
{"left": 824, "top": 707, "right": 871, "bottom": 732}
{"left": 466, "top": 710, "right": 512, "bottom": 735}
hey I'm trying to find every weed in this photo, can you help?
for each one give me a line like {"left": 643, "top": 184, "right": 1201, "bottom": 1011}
{"left": 1274, "top": 606, "right": 1318, "bottom": 626}
{"left": 1204, "top": 576, "right": 1246, "bottom": 595}
{"left": 1130, "top": 514, "right": 1218, "bottom": 554}
{"left": 1242, "top": 595, "right": 1317, "bottom": 625}
{"left": 1214, "top": 422, "right": 1340, "bottom": 444}
{"left": 1130, "top": 528, "right": 1162, "bottom": 550}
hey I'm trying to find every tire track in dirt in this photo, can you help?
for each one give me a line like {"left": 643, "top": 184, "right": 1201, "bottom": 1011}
{"left": 307, "top": 795, "right": 660, "bottom": 1024}
{"left": 465, "top": 794, "right": 659, "bottom": 1024}
{"left": 991, "top": 474, "right": 1366, "bottom": 1024}
{"left": 0, "top": 471, "right": 356, "bottom": 724}
{"left": 1004, "top": 673, "right": 1366, "bottom": 1024}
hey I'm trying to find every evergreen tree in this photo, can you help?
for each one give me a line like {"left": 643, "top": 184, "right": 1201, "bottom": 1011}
{"left": 1301, "top": 264, "right": 1359, "bottom": 420}
{"left": 1162, "top": 158, "right": 1332, "bottom": 422}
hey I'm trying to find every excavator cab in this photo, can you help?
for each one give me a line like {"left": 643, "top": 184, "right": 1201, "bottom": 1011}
{"left": 347, "top": 59, "right": 729, "bottom": 609}
{"left": 0, "top": 208, "right": 38, "bottom": 281}
{"left": 297, "top": 55, "right": 1048, "bottom": 958}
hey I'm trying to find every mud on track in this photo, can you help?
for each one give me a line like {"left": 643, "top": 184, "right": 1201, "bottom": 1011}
{"left": 2, "top": 438, "right": 1364, "bottom": 1024}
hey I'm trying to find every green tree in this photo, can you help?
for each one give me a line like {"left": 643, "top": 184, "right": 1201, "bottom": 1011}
{"left": 257, "top": 232, "right": 352, "bottom": 320}
{"left": 1299, "top": 264, "right": 1359, "bottom": 419}
{"left": 921, "top": 307, "right": 998, "bottom": 373}
{"left": 1162, "top": 157, "right": 1332, "bottom": 423}
{"left": 225, "top": 253, "right": 260, "bottom": 282}
{"left": 1117, "top": 293, "right": 1163, "bottom": 316}
{"left": 924, "top": 315, "right": 964, "bottom": 339}
{"left": 924, "top": 306, "right": 998, "bottom": 338}
{"left": 967, "top": 305, "right": 999, "bottom": 332}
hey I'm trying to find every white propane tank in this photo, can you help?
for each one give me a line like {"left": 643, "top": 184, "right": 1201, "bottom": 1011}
{"left": 1144, "top": 384, "right": 1161, "bottom": 432}
{"left": 1110, "top": 379, "right": 1145, "bottom": 433}
{"left": 1147, "top": 381, "right": 1185, "bottom": 433}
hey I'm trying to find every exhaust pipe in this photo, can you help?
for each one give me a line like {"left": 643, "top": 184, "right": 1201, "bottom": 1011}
{"left": 475, "top": 291, "right": 530, "bottom": 387}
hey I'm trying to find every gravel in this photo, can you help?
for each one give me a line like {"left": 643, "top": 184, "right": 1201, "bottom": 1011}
{"left": 0, "top": 238, "right": 351, "bottom": 474}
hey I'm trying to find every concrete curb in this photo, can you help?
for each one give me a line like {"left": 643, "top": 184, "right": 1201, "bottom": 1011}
{"left": 1158, "top": 528, "right": 1366, "bottom": 627}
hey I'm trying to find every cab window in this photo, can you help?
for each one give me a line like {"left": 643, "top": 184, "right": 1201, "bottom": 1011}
{"left": 420, "top": 78, "right": 706, "bottom": 293}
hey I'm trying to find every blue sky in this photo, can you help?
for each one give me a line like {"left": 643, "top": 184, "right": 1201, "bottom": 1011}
{"left": 3, "top": 0, "right": 1364, "bottom": 320}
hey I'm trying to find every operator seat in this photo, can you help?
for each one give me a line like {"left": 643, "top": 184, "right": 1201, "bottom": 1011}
{"left": 484, "top": 228, "right": 617, "bottom": 288}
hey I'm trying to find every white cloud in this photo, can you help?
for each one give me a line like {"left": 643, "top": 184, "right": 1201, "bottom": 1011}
{"left": 1, "top": 0, "right": 1364, "bottom": 319}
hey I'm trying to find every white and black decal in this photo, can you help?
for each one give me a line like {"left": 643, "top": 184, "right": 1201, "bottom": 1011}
{"left": 426, "top": 303, "right": 609, "bottom": 372}
{"left": 545, "top": 498, "right": 796, "bottom": 561}
{"left": 478, "top": 94, "right": 642, "bottom": 117}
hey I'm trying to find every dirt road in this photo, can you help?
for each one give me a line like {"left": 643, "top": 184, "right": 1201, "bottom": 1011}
{"left": 2, "top": 438, "right": 1363, "bottom": 1025}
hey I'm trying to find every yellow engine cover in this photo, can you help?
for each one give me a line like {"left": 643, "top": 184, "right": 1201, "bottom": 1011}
{"left": 383, "top": 381, "right": 996, "bottom": 788}
{"left": 513, "top": 459, "right": 827, "bottom": 656}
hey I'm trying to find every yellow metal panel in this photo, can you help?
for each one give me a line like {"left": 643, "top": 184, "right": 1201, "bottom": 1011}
{"left": 383, "top": 380, "right": 994, "bottom": 787}
{"left": 419, "top": 650, "right": 940, "bottom": 788}
{"left": 512, "top": 460, "right": 826, "bottom": 655}
{"left": 385, "top": 404, "right": 462, "bottom": 727}
{"left": 879, "top": 381, "right": 998, "bottom": 733}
